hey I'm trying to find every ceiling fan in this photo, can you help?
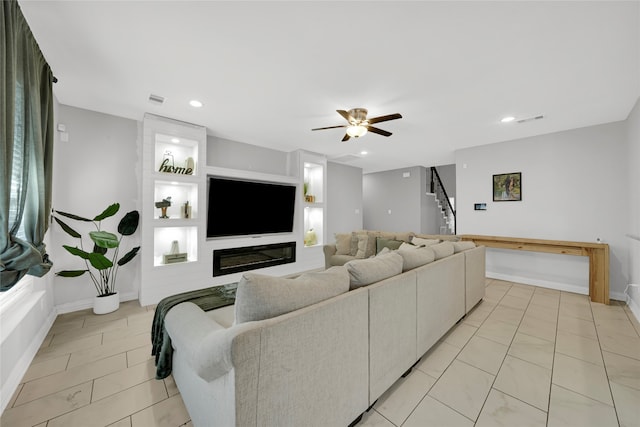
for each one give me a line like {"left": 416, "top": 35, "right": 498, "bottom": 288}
{"left": 312, "top": 108, "right": 402, "bottom": 142}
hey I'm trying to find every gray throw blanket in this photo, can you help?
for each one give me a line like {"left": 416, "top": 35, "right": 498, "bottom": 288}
{"left": 151, "top": 285, "right": 236, "bottom": 379}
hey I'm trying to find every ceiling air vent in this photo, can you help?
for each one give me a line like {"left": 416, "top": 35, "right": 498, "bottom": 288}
{"left": 516, "top": 114, "right": 544, "bottom": 124}
{"left": 330, "top": 154, "right": 361, "bottom": 163}
{"left": 148, "top": 94, "right": 165, "bottom": 105}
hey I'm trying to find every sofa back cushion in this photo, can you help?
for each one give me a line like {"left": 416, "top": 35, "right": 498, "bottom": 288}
{"left": 376, "top": 237, "right": 404, "bottom": 254}
{"left": 345, "top": 252, "right": 403, "bottom": 289}
{"left": 335, "top": 233, "right": 352, "bottom": 255}
{"left": 411, "top": 236, "right": 440, "bottom": 247}
{"left": 397, "top": 247, "right": 436, "bottom": 271}
{"left": 453, "top": 241, "right": 476, "bottom": 253}
{"left": 431, "top": 241, "right": 455, "bottom": 260}
{"left": 234, "top": 267, "right": 350, "bottom": 323}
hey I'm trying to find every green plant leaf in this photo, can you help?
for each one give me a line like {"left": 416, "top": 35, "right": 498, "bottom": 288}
{"left": 90, "top": 231, "right": 119, "bottom": 249}
{"left": 117, "top": 246, "right": 140, "bottom": 266}
{"left": 93, "top": 244, "right": 107, "bottom": 255}
{"left": 63, "top": 245, "right": 90, "bottom": 259}
{"left": 88, "top": 252, "right": 113, "bottom": 270}
{"left": 54, "top": 217, "right": 81, "bottom": 238}
{"left": 94, "top": 203, "right": 120, "bottom": 221}
{"left": 118, "top": 210, "right": 140, "bottom": 236}
{"left": 54, "top": 210, "right": 92, "bottom": 222}
{"left": 56, "top": 270, "right": 87, "bottom": 277}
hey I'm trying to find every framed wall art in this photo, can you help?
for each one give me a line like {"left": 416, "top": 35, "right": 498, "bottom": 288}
{"left": 493, "top": 172, "right": 521, "bottom": 201}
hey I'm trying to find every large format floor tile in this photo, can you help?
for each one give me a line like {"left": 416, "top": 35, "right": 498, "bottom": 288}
{"left": 428, "top": 360, "right": 495, "bottom": 421}
{"left": 3, "top": 280, "right": 639, "bottom": 427}
{"left": 475, "top": 388, "right": 547, "bottom": 427}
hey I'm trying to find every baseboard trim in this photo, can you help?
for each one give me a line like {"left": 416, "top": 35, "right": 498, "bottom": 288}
{"left": 0, "top": 305, "right": 56, "bottom": 414}
{"left": 487, "top": 271, "right": 588, "bottom": 295}
{"left": 487, "top": 271, "right": 627, "bottom": 302}
{"left": 55, "top": 291, "right": 139, "bottom": 314}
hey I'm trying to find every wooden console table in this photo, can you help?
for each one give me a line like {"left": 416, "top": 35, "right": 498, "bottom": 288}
{"left": 460, "top": 235, "right": 610, "bottom": 305}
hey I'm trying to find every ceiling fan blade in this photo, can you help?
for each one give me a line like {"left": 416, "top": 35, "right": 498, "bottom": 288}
{"left": 337, "top": 110, "right": 353, "bottom": 123}
{"left": 311, "top": 125, "right": 347, "bottom": 131}
{"left": 367, "top": 113, "right": 402, "bottom": 125}
{"left": 341, "top": 133, "right": 351, "bottom": 142}
{"left": 366, "top": 126, "right": 392, "bottom": 137}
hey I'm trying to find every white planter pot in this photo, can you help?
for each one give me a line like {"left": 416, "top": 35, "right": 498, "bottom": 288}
{"left": 94, "top": 292, "right": 120, "bottom": 315}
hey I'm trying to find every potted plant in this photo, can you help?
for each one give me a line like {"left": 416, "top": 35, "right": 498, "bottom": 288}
{"left": 53, "top": 203, "right": 140, "bottom": 314}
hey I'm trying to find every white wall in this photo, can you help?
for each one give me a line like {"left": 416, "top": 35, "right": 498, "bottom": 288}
{"left": 52, "top": 106, "right": 141, "bottom": 312}
{"left": 626, "top": 97, "right": 640, "bottom": 316}
{"left": 326, "top": 162, "right": 363, "bottom": 240}
{"left": 363, "top": 166, "right": 424, "bottom": 233}
{"left": 456, "top": 121, "right": 629, "bottom": 299}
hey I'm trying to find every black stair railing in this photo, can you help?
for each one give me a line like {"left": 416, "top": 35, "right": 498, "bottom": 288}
{"left": 430, "top": 167, "right": 456, "bottom": 234}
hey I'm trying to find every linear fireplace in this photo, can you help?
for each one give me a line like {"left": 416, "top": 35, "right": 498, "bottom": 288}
{"left": 213, "top": 242, "right": 296, "bottom": 277}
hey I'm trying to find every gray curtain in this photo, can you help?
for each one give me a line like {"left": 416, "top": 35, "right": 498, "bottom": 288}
{"left": 1, "top": 0, "right": 54, "bottom": 291}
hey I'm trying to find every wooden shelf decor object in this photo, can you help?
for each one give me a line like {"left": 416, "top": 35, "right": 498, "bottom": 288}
{"left": 460, "top": 234, "right": 610, "bottom": 305}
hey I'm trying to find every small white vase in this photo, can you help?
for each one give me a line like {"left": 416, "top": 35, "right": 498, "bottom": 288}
{"left": 94, "top": 292, "right": 120, "bottom": 315}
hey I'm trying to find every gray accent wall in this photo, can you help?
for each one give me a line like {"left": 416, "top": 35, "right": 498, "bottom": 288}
{"left": 363, "top": 166, "right": 425, "bottom": 233}
{"left": 326, "top": 162, "right": 363, "bottom": 240}
{"left": 456, "top": 121, "right": 630, "bottom": 299}
{"left": 207, "top": 136, "right": 288, "bottom": 175}
{"left": 52, "top": 105, "right": 141, "bottom": 309}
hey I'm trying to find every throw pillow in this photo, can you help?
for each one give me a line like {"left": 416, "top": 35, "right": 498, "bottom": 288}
{"left": 452, "top": 241, "right": 476, "bottom": 253}
{"left": 411, "top": 236, "right": 440, "bottom": 247}
{"left": 234, "top": 267, "right": 350, "bottom": 323}
{"left": 397, "top": 246, "right": 436, "bottom": 271}
{"left": 350, "top": 232, "right": 366, "bottom": 256}
{"left": 345, "top": 252, "right": 403, "bottom": 289}
{"left": 431, "top": 241, "right": 455, "bottom": 260}
{"left": 355, "top": 234, "right": 369, "bottom": 258}
{"left": 376, "top": 237, "right": 403, "bottom": 254}
{"left": 335, "top": 233, "right": 352, "bottom": 255}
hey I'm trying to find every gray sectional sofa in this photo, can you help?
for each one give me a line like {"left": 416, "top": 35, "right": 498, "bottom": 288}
{"left": 164, "top": 237, "right": 485, "bottom": 427}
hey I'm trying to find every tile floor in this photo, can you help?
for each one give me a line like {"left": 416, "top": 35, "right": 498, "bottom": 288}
{"left": 2, "top": 279, "right": 639, "bottom": 426}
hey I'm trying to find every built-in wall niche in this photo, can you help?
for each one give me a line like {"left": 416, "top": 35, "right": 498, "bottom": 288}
{"left": 303, "top": 206, "right": 323, "bottom": 247}
{"left": 303, "top": 162, "right": 324, "bottom": 204}
{"left": 154, "top": 133, "right": 198, "bottom": 176}
{"left": 153, "top": 226, "right": 198, "bottom": 266}
{"left": 153, "top": 181, "right": 198, "bottom": 219}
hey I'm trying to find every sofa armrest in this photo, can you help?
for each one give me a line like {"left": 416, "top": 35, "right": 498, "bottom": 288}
{"left": 323, "top": 244, "right": 337, "bottom": 269}
{"left": 165, "top": 302, "right": 238, "bottom": 382}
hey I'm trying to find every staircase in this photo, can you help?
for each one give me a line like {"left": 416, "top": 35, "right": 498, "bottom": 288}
{"left": 430, "top": 167, "right": 455, "bottom": 235}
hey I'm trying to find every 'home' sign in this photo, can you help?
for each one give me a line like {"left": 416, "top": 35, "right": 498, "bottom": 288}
{"left": 159, "top": 158, "right": 193, "bottom": 175}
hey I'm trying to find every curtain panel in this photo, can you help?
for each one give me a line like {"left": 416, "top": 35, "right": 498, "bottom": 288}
{"left": 1, "top": 0, "right": 54, "bottom": 291}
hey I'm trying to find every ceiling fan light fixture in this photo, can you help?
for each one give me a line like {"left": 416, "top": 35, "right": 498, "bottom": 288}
{"left": 347, "top": 125, "right": 368, "bottom": 138}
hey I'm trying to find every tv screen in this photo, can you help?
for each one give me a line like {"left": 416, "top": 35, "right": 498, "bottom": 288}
{"left": 207, "top": 177, "right": 296, "bottom": 238}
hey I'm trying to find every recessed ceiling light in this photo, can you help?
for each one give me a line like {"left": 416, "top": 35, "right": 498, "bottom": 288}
{"left": 360, "top": 151, "right": 368, "bottom": 155}
{"left": 501, "top": 116, "right": 515, "bottom": 123}
{"left": 171, "top": 138, "right": 180, "bottom": 143}
{"left": 189, "top": 100, "right": 203, "bottom": 108}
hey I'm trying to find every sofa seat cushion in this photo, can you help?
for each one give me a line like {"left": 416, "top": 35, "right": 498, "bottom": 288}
{"left": 397, "top": 247, "right": 436, "bottom": 271}
{"left": 234, "top": 267, "right": 350, "bottom": 323}
{"left": 345, "top": 252, "right": 403, "bottom": 289}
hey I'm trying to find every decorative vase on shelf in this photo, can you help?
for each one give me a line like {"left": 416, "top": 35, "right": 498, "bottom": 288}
{"left": 94, "top": 292, "right": 119, "bottom": 315}
{"left": 304, "top": 228, "right": 317, "bottom": 247}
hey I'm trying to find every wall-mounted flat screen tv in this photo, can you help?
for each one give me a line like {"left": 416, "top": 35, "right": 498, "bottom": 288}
{"left": 207, "top": 176, "right": 296, "bottom": 238}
